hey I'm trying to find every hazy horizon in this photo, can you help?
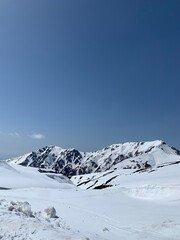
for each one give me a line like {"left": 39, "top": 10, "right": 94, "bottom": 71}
{"left": 1, "top": 139, "right": 180, "bottom": 161}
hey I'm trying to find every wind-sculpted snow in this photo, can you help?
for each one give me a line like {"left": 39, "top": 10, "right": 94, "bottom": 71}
{"left": 0, "top": 199, "right": 90, "bottom": 240}
{"left": 9, "top": 140, "right": 180, "bottom": 177}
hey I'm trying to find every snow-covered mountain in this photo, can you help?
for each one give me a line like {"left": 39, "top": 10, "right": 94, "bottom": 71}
{"left": 1, "top": 152, "right": 180, "bottom": 239}
{"left": 1, "top": 141, "right": 180, "bottom": 239}
{"left": 9, "top": 140, "right": 180, "bottom": 177}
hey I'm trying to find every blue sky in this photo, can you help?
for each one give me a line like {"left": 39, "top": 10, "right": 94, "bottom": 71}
{"left": 0, "top": 0, "right": 179, "bottom": 159}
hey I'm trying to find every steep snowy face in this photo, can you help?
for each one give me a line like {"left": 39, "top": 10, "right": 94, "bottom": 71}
{"left": 10, "top": 146, "right": 84, "bottom": 177}
{"left": 9, "top": 140, "right": 180, "bottom": 177}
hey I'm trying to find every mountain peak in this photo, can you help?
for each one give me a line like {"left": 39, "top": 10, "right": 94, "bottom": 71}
{"left": 9, "top": 140, "right": 180, "bottom": 177}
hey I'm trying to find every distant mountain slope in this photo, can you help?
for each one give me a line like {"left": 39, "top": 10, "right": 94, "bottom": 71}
{"left": 9, "top": 140, "right": 180, "bottom": 177}
{"left": 71, "top": 162, "right": 180, "bottom": 190}
{"left": 0, "top": 161, "right": 74, "bottom": 189}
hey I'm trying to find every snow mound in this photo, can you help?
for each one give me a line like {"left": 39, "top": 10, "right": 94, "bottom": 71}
{"left": 0, "top": 199, "right": 92, "bottom": 240}
{"left": 8, "top": 201, "right": 33, "bottom": 217}
{"left": 43, "top": 207, "right": 57, "bottom": 218}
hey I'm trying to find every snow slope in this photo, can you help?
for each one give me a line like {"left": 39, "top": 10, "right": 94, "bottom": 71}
{"left": 71, "top": 162, "right": 180, "bottom": 190}
{"left": 0, "top": 161, "right": 180, "bottom": 239}
{"left": 0, "top": 161, "right": 74, "bottom": 189}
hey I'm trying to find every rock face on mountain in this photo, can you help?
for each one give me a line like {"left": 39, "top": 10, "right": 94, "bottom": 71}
{"left": 9, "top": 140, "right": 180, "bottom": 177}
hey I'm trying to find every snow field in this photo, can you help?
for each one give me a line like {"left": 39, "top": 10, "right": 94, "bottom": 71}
{"left": 0, "top": 160, "right": 180, "bottom": 239}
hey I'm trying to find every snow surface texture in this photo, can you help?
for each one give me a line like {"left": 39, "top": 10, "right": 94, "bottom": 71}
{"left": 0, "top": 199, "right": 89, "bottom": 240}
{"left": 1, "top": 146, "right": 180, "bottom": 239}
{"left": 9, "top": 140, "right": 180, "bottom": 177}
{"left": 0, "top": 161, "right": 75, "bottom": 189}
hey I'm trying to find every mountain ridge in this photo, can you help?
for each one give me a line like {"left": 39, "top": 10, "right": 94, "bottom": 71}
{"left": 9, "top": 140, "right": 180, "bottom": 177}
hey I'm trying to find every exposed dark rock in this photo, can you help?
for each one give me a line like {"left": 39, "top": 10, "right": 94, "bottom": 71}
{"left": 94, "top": 184, "right": 112, "bottom": 189}
{"left": 10, "top": 141, "right": 180, "bottom": 179}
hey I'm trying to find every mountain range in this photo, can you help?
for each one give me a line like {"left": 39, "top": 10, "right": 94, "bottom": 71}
{"left": 9, "top": 140, "right": 180, "bottom": 178}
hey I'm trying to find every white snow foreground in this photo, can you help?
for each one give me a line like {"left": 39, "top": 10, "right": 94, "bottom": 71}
{"left": 0, "top": 161, "right": 180, "bottom": 239}
{"left": 0, "top": 199, "right": 88, "bottom": 240}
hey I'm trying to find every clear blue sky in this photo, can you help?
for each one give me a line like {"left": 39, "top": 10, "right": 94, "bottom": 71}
{"left": 0, "top": 0, "right": 179, "bottom": 159}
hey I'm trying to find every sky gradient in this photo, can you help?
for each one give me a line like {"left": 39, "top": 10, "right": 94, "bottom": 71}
{"left": 0, "top": 0, "right": 179, "bottom": 159}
